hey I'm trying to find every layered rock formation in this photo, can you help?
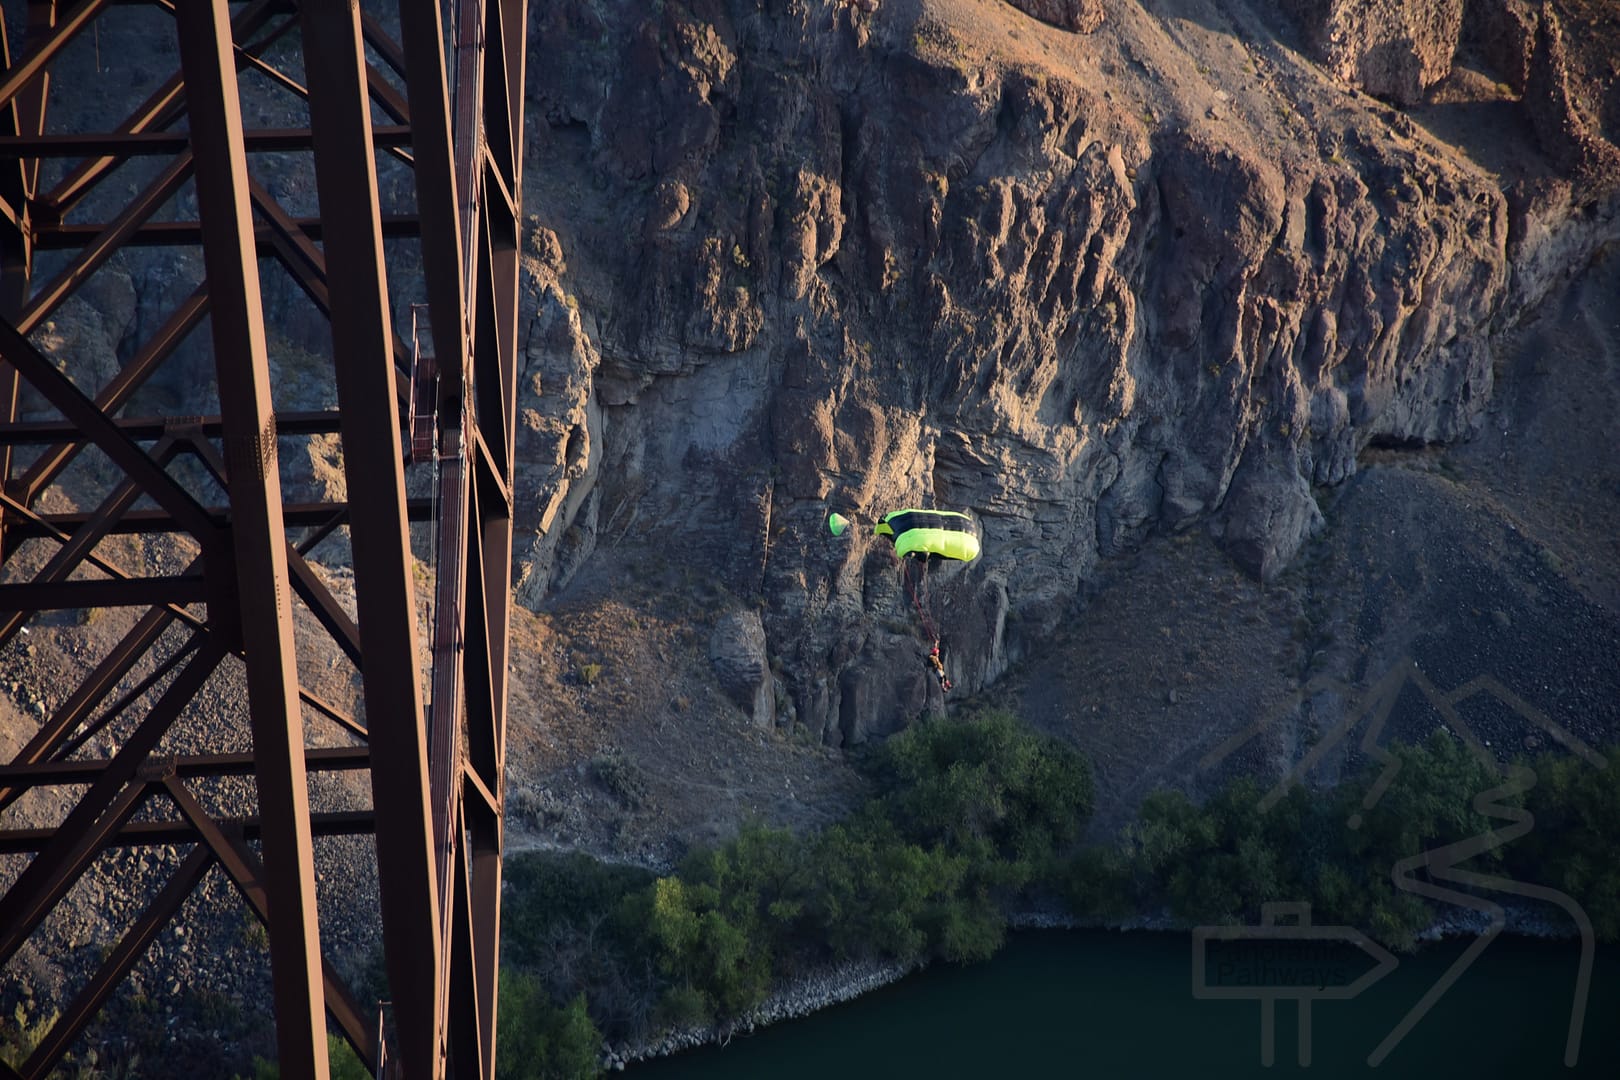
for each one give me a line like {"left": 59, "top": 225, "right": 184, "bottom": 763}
{"left": 512, "top": 0, "right": 1620, "bottom": 743}
{"left": 1004, "top": 0, "right": 1106, "bottom": 34}
{"left": 1281, "top": 0, "right": 1465, "bottom": 105}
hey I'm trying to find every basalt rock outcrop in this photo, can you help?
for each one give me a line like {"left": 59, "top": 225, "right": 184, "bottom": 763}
{"left": 1003, "top": 0, "right": 1106, "bottom": 34}
{"left": 1521, "top": 4, "right": 1620, "bottom": 184}
{"left": 707, "top": 609, "right": 777, "bottom": 727}
{"left": 1281, "top": 0, "right": 1465, "bottom": 105}
{"left": 514, "top": 0, "right": 1620, "bottom": 744}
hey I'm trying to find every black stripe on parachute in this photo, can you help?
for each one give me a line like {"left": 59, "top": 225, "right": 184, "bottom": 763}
{"left": 881, "top": 510, "right": 976, "bottom": 538}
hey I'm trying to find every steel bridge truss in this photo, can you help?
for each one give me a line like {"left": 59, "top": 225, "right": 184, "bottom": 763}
{"left": 0, "top": 0, "right": 525, "bottom": 1076}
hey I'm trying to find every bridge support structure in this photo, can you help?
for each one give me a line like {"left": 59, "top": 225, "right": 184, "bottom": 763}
{"left": 0, "top": 1, "right": 526, "bottom": 1077}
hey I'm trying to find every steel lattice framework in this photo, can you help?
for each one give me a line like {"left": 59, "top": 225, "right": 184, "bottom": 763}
{"left": 0, "top": 0, "right": 525, "bottom": 1076}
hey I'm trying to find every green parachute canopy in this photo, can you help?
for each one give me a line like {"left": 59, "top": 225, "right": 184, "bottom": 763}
{"left": 873, "top": 508, "right": 980, "bottom": 562}
{"left": 828, "top": 512, "right": 852, "bottom": 536}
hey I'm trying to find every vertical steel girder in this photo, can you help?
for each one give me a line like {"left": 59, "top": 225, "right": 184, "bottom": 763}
{"left": 297, "top": 0, "right": 442, "bottom": 1074}
{"left": 0, "top": 0, "right": 524, "bottom": 1077}
{"left": 174, "top": 1, "right": 328, "bottom": 1076}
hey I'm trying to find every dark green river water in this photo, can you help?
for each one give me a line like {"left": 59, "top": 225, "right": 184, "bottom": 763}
{"left": 633, "top": 930, "right": 1620, "bottom": 1078}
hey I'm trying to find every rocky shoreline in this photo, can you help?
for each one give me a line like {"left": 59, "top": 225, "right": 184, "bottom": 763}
{"left": 1011, "top": 902, "right": 1582, "bottom": 942}
{"left": 603, "top": 900, "right": 1580, "bottom": 1070}
{"left": 602, "top": 957, "right": 919, "bottom": 1072}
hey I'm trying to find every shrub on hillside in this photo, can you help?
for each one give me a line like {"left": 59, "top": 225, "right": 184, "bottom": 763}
{"left": 1069, "top": 732, "right": 1533, "bottom": 950}
{"left": 1507, "top": 748, "right": 1620, "bottom": 941}
{"left": 497, "top": 971, "right": 600, "bottom": 1080}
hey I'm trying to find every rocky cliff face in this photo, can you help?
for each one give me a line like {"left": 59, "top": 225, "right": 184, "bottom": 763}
{"left": 511, "top": 0, "right": 1620, "bottom": 745}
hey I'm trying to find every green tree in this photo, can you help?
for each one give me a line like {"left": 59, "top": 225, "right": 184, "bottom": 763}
{"left": 497, "top": 969, "right": 600, "bottom": 1080}
{"left": 328, "top": 1034, "right": 372, "bottom": 1080}
{"left": 1062, "top": 844, "right": 1135, "bottom": 920}
{"left": 647, "top": 876, "right": 773, "bottom": 1020}
{"left": 878, "top": 711, "right": 1093, "bottom": 862}
{"left": 803, "top": 815, "right": 966, "bottom": 961}
{"left": 243, "top": 1034, "right": 383, "bottom": 1080}
{"left": 1509, "top": 749, "right": 1620, "bottom": 941}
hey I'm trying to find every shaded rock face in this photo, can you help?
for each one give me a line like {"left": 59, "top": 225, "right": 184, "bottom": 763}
{"left": 1465, "top": 0, "right": 1538, "bottom": 92}
{"left": 1003, "top": 0, "right": 1106, "bottom": 34}
{"left": 1281, "top": 0, "right": 1464, "bottom": 105}
{"left": 512, "top": 0, "right": 1605, "bottom": 743}
{"left": 513, "top": 283, "right": 602, "bottom": 606}
{"left": 1521, "top": 5, "right": 1620, "bottom": 185}
{"left": 1480, "top": 2, "right": 1620, "bottom": 310}
{"left": 708, "top": 610, "right": 775, "bottom": 727}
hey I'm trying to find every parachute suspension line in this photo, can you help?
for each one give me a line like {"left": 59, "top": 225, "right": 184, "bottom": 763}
{"left": 904, "top": 558, "right": 952, "bottom": 691}
{"left": 900, "top": 557, "right": 940, "bottom": 646}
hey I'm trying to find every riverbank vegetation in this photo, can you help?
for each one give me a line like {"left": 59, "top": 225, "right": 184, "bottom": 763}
{"left": 493, "top": 724, "right": 1620, "bottom": 1079}
{"left": 495, "top": 709, "right": 1093, "bottom": 1078}
{"left": 1063, "top": 733, "right": 1620, "bottom": 952}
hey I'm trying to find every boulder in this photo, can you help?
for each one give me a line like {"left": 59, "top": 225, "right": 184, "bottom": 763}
{"left": 708, "top": 610, "right": 775, "bottom": 727}
{"left": 1281, "top": 0, "right": 1464, "bottom": 104}
{"left": 1002, "top": 0, "right": 1105, "bottom": 34}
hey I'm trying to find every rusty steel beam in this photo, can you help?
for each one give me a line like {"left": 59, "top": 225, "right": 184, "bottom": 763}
{"left": 298, "top": 687, "right": 367, "bottom": 741}
{"left": 30, "top": 214, "right": 423, "bottom": 249}
{"left": 35, "top": 0, "right": 286, "bottom": 219}
{"left": 14, "top": 286, "right": 208, "bottom": 504}
{"left": 462, "top": 479, "right": 501, "bottom": 823}
{"left": 359, "top": 10, "right": 406, "bottom": 79}
{"left": 0, "top": 518, "right": 204, "bottom": 627}
{"left": 451, "top": 0, "right": 526, "bottom": 1074}
{"left": 175, "top": 0, "right": 328, "bottom": 1075}
{"left": 0, "top": 322, "right": 218, "bottom": 543}
{"left": 447, "top": 799, "right": 485, "bottom": 1080}
{"left": 163, "top": 776, "right": 378, "bottom": 1073}
{"left": 426, "top": 14, "right": 518, "bottom": 1074}
{"left": 0, "top": 779, "right": 154, "bottom": 964}
{"left": 285, "top": 543, "right": 362, "bottom": 666}
{"left": 0, "top": 482, "right": 190, "bottom": 568}
{"left": 248, "top": 176, "right": 414, "bottom": 389}
{"left": 9, "top": 0, "right": 57, "bottom": 205}
{"left": 0, "top": 0, "right": 111, "bottom": 115}
{"left": 0, "top": 635, "right": 221, "bottom": 964}
{"left": 24, "top": 2, "right": 402, "bottom": 220}
{"left": 0, "top": 574, "right": 208, "bottom": 610}
{"left": 0, "top": 745, "right": 369, "bottom": 787}
{"left": 0, "top": 435, "right": 184, "bottom": 636}
{"left": 0, "top": 810, "right": 377, "bottom": 855}
{"left": 17, "top": 151, "right": 194, "bottom": 333}
{"left": 0, "top": 408, "right": 344, "bottom": 446}
{"left": 180, "top": 432, "right": 368, "bottom": 671}
{"left": 0, "top": 609, "right": 195, "bottom": 814}
{"left": 0, "top": 7, "right": 35, "bottom": 568}
{"left": 2, "top": 497, "right": 433, "bottom": 539}
{"left": 36, "top": 74, "right": 188, "bottom": 220}
{"left": 464, "top": 4, "right": 526, "bottom": 1078}
{"left": 366, "top": 62, "right": 411, "bottom": 125}
{"left": 18, "top": 846, "right": 214, "bottom": 1078}
{"left": 0, "top": 123, "right": 413, "bottom": 156}
{"left": 298, "top": 3, "right": 442, "bottom": 1075}
{"left": 429, "top": 421, "right": 469, "bottom": 1070}
{"left": 398, "top": 0, "right": 468, "bottom": 394}
{"left": 51, "top": 635, "right": 204, "bottom": 763}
